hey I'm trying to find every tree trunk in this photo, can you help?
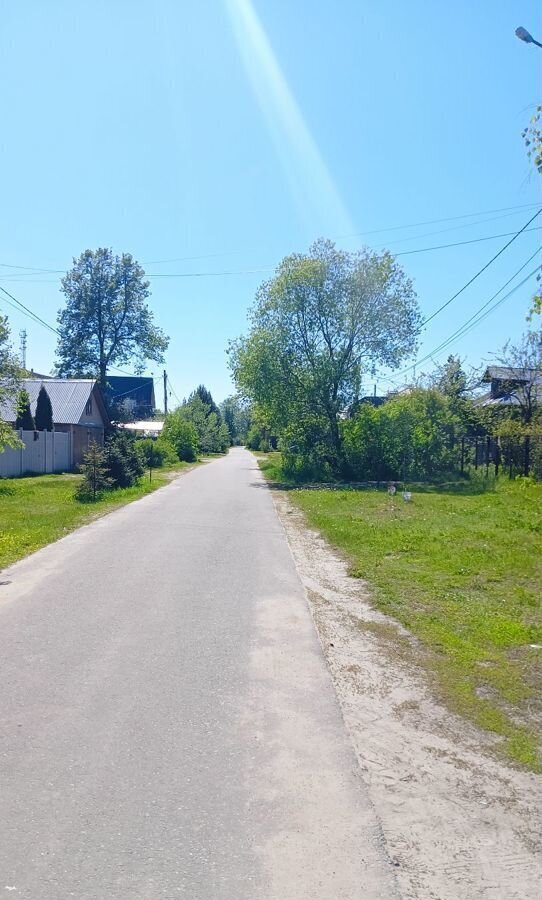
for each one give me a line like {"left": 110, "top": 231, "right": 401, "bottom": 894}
{"left": 327, "top": 408, "right": 345, "bottom": 476}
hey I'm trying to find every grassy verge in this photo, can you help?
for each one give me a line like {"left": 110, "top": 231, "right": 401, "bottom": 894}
{"left": 0, "top": 461, "right": 197, "bottom": 571}
{"left": 257, "top": 452, "right": 542, "bottom": 770}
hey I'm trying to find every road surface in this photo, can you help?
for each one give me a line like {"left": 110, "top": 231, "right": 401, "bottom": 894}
{"left": 0, "top": 448, "right": 397, "bottom": 899}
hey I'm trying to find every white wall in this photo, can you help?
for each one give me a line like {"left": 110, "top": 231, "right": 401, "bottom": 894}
{"left": 0, "top": 430, "right": 71, "bottom": 477}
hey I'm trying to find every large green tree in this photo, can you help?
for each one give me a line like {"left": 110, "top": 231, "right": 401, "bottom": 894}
{"left": 56, "top": 248, "right": 169, "bottom": 384}
{"left": 0, "top": 315, "right": 22, "bottom": 450}
{"left": 228, "top": 239, "right": 420, "bottom": 473}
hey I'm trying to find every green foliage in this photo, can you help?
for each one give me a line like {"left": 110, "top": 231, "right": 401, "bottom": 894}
{"left": 220, "top": 395, "right": 250, "bottom": 445}
{"left": 522, "top": 104, "right": 542, "bottom": 175}
{"left": 104, "top": 430, "right": 145, "bottom": 488}
{"left": 246, "top": 424, "right": 263, "bottom": 450}
{"left": 280, "top": 414, "right": 337, "bottom": 481}
{"left": 155, "top": 436, "right": 180, "bottom": 465}
{"left": 342, "top": 389, "right": 461, "bottom": 480}
{"left": 0, "top": 315, "right": 23, "bottom": 450}
{"left": 56, "top": 248, "right": 169, "bottom": 383}
{"left": 178, "top": 392, "right": 230, "bottom": 453}
{"left": 193, "top": 385, "right": 221, "bottom": 421}
{"left": 229, "top": 239, "right": 420, "bottom": 474}
{"left": 34, "top": 385, "right": 53, "bottom": 431}
{"left": 75, "top": 441, "right": 112, "bottom": 501}
{"left": 136, "top": 437, "right": 167, "bottom": 468}
{"left": 162, "top": 411, "right": 199, "bottom": 461}
{"left": 15, "top": 388, "right": 35, "bottom": 431}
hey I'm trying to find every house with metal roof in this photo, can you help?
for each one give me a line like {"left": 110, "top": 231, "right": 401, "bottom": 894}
{"left": 102, "top": 376, "right": 156, "bottom": 421}
{"left": 1, "top": 379, "right": 109, "bottom": 468}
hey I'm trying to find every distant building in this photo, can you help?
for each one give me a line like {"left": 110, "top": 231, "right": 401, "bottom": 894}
{"left": 477, "top": 366, "right": 542, "bottom": 409}
{"left": 103, "top": 376, "right": 156, "bottom": 421}
{"left": 1, "top": 378, "right": 109, "bottom": 468}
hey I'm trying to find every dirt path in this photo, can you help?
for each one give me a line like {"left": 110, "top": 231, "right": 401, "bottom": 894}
{"left": 272, "top": 490, "right": 542, "bottom": 900}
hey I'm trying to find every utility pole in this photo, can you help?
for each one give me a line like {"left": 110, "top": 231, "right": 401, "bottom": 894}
{"left": 163, "top": 369, "right": 168, "bottom": 415}
{"left": 20, "top": 329, "right": 27, "bottom": 369}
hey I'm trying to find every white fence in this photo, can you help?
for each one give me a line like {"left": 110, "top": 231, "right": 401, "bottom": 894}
{"left": 0, "top": 430, "right": 72, "bottom": 478}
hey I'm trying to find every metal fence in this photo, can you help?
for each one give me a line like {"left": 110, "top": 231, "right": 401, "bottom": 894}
{"left": 460, "top": 434, "right": 542, "bottom": 479}
{"left": 0, "top": 430, "right": 71, "bottom": 478}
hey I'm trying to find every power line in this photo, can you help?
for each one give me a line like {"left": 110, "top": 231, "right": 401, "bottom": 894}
{"left": 333, "top": 202, "right": 542, "bottom": 240}
{"left": 394, "top": 226, "right": 541, "bottom": 259}
{"left": 142, "top": 202, "right": 541, "bottom": 264}
{"left": 422, "top": 269, "right": 540, "bottom": 362}
{"left": 1, "top": 202, "right": 540, "bottom": 278}
{"left": 0, "top": 284, "right": 139, "bottom": 379}
{"left": 364, "top": 207, "right": 542, "bottom": 249}
{"left": 373, "top": 248, "right": 541, "bottom": 389}
{"left": 1, "top": 222, "right": 540, "bottom": 284}
{"left": 166, "top": 376, "right": 182, "bottom": 407}
{"left": 419, "top": 209, "right": 542, "bottom": 327}
{"left": 0, "top": 284, "right": 59, "bottom": 335}
{"left": 394, "top": 263, "right": 540, "bottom": 380}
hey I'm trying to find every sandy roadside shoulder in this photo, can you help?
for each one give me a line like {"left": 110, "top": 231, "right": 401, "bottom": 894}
{"left": 271, "top": 490, "right": 542, "bottom": 900}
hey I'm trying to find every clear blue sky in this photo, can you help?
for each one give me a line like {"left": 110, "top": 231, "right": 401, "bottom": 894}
{"left": 1, "top": 1, "right": 540, "bottom": 406}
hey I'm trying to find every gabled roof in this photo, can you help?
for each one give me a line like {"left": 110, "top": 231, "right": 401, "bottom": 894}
{"left": 103, "top": 376, "right": 155, "bottom": 406}
{"left": 1, "top": 379, "right": 109, "bottom": 426}
{"left": 482, "top": 366, "right": 540, "bottom": 383}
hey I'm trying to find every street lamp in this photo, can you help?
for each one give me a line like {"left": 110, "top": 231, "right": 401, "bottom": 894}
{"left": 515, "top": 26, "right": 542, "bottom": 48}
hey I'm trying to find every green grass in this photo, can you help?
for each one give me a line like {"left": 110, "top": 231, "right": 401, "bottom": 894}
{"left": 0, "top": 461, "right": 196, "bottom": 571}
{"left": 258, "top": 453, "right": 542, "bottom": 770}
{"left": 256, "top": 452, "right": 286, "bottom": 483}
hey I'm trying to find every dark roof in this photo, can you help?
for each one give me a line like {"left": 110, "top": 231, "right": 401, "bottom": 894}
{"left": 1, "top": 379, "right": 109, "bottom": 425}
{"left": 482, "top": 366, "right": 540, "bottom": 383}
{"left": 359, "top": 395, "right": 387, "bottom": 407}
{"left": 103, "top": 376, "right": 155, "bottom": 408}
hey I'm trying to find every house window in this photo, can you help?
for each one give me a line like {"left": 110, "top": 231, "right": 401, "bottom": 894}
{"left": 85, "top": 398, "right": 92, "bottom": 415}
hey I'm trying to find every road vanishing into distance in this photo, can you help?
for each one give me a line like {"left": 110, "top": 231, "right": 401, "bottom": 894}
{"left": 0, "top": 448, "right": 397, "bottom": 899}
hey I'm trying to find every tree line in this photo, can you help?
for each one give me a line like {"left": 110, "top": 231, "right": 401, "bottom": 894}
{"left": 228, "top": 240, "right": 542, "bottom": 483}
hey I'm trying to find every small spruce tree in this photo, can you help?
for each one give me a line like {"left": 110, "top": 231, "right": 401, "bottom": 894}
{"left": 34, "top": 385, "right": 54, "bottom": 431}
{"left": 75, "top": 441, "right": 112, "bottom": 501}
{"left": 104, "top": 431, "right": 145, "bottom": 488}
{"left": 15, "top": 389, "right": 35, "bottom": 430}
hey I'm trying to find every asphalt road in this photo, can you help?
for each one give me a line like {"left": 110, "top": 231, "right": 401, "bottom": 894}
{"left": 0, "top": 448, "right": 397, "bottom": 899}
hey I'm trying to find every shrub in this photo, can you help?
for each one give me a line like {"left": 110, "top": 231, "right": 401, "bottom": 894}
{"left": 246, "top": 424, "right": 263, "bottom": 450}
{"left": 104, "top": 431, "right": 145, "bottom": 488}
{"left": 279, "top": 416, "right": 336, "bottom": 482}
{"left": 161, "top": 412, "right": 199, "bottom": 461}
{"left": 75, "top": 441, "right": 112, "bottom": 501}
{"left": 156, "top": 437, "right": 180, "bottom": 465}
{"left": 137, "top": 437, "right": 167, "bottom": 468}
{"left": 342, "top": 389, "right": 461, "bottom": 481}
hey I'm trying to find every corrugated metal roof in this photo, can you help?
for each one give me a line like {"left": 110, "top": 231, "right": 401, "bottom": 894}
{"left": 0, "top": 379, "right": 97, "bottom": 425}
{"left": 482, "top": 366, "right": 540, "bottom": 382}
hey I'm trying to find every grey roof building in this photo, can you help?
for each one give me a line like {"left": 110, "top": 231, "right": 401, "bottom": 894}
{"left": 1, "top": 379, "right": 109, "bottom": 468}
